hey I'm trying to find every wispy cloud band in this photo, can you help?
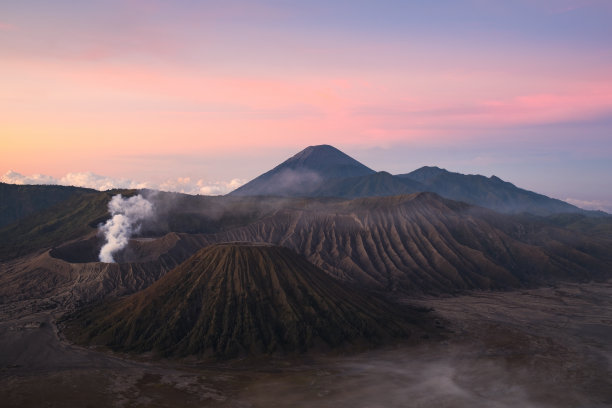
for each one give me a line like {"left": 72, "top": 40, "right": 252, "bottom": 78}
{"left": 1, "top": 170, "right": 245, "bottom": 196}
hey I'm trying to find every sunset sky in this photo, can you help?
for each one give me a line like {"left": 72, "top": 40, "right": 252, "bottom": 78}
{"left": 2, "top": 1, "right": 612, "bottom": 210}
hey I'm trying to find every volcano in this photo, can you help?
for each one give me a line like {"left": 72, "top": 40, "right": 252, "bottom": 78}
{"left": 230, "top": 144, "right": 375, "bottom": 196}
{"left": 64, "top": 243, "right": 433, "bottom": 358}
{"left": 228, "top": 145, "right": 593, "bottom": 216}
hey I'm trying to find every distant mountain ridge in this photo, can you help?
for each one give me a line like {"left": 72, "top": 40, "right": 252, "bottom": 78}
{"left": 397, "top": 166, "right": 583, "bottom": 216}
{"left": 229, "top": 145, "right": 594, "bottom": 216}
{"left": 2, "top": 145, "right": 601, "bottom": 216}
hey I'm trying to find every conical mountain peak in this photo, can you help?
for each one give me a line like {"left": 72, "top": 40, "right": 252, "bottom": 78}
{"left": 64, "top": 243, "right": 430, "bottom": 358}
{"left": 284, "top": 144, "right": 371, "bottom": 174}
{"left": 230, "top": 145, "right": 375, "bottom": 196}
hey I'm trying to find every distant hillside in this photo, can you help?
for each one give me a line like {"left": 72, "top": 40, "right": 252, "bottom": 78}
{"left": 0, "top": 189, "right": 132, "bottom": 261}
{"left": 63, "top": 243, "right": 435, "bottom": 358}
{"left": 0, "top": 183, "right": 94, "bottom": 228}
{"left": 311, "top": 171, "right": 424, "bottom": 198}
{"left": 397, "top": 166, "right": 585, "bottom": 216}
{"left": 0, "top": 188, "right": 314, "bottom": 262}
{"left": 545, "top": 213, "right": 612, "bottom": 241}
{"left": 230, "top": 144, "right": 375, "bottom": 196}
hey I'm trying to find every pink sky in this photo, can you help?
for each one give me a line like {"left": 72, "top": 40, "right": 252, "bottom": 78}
{"left": 1, "top": 1, "right": 611, "bottom": 207}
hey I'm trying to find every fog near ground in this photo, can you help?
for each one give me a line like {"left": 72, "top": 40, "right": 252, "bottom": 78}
{"left": 2, "top": 281, "right": 611, "bottom": 408}
{"left": 237, "top": 347, "right": 561, "bottom": 408}
{"left": 231, "top": 283, "right": 612, "bottom": 408}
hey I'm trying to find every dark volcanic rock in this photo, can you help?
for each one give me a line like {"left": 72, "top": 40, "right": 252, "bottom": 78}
{"left": 202, "top": 193, "right": 612, "bottom": 293}
{"left": 64, "top": 243, "right": 432, "bottom": 358}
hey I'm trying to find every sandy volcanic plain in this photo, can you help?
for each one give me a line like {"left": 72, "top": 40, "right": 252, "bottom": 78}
{"left": 1, "top": 277, "right": 611, "bottom": 407}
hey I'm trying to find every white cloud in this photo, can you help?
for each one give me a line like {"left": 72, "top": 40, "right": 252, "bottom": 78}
{"left": 564, "top": 198, "right": 612, "bottom": 214}
{"left": 1, "top": 170, "right": 57, "bottom": 185}
{"left": 157, "top": 176, "right": 247, "bottom": 195}
{"left": 59, "top": 172, "right": 151, "bottom": 191}
{"left": 1, "top": 170, "right": 245, "bottom": 196}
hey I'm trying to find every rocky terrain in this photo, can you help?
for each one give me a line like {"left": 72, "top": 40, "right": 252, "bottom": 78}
{"left": 2, "top": 191, "right": 611, "bottom": 319}
{"left": 63, "top": 243, "right": 439, "bottom": 358}
{"left": 200, "top": 193, "right": 612, "bottom": 292}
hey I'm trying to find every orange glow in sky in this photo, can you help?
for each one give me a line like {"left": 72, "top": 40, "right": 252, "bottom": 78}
{"left": 1, "top": 1, "right": 611, "bottom": 206}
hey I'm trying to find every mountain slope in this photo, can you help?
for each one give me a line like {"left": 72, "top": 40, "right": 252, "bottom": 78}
{"left": 0, "top": 188, "right": 314, "bottom": 262}
{"left": 202, "top": 194, "right": 612, "bottom": 293}
{"left": 230, "top": 145, "right": 375, "bottom": 196}
{"left": 44, "top": 193, "right": 610, "bottom": 296}
{"left": 311, "top": 171, "right": 425, "bottom": 198}
{"left": 0, "top": 183, "right": 94, "bottom": 228}
{"left": 398, "top": 166, "right": 584, "bottom": 215}
{"left": 64, "top": 243, "right": 434, "bottom": 358}
{"left": 0, "top": 190, "right": 129, "bottom": 261}
{"left": 4, "top": 186, "right": 610, "bottom": 302}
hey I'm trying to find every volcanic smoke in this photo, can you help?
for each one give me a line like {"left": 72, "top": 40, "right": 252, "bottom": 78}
{"left": 98, "top": 194, "right": 154, "bottom": 263}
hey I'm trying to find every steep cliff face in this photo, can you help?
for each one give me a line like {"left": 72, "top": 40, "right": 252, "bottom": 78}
{"left": 64, "top": 244, "right": 433, "bottom": 358}
{"left": 204, "top": 193, "right": 612, "bottom": 293}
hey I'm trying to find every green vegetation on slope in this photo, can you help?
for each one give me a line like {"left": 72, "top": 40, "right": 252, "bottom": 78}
{"left": 0, "top": 183, "right": 94, "bottom": 228}
{"left": 0, "top": 190, "right": 135, "bottom": 261}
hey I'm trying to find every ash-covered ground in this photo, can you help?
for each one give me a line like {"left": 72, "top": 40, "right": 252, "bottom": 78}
{"left": 1, "top": 281, "right": 611, "bottom": 407}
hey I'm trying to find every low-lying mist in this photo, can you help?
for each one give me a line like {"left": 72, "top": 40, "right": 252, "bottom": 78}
{"left": 232, "top": 345, "right": 603, "bottom": 408}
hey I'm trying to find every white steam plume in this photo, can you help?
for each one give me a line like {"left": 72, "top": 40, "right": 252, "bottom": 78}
{"left": 99, "top": 194, "right": 154, "bottom": 263}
